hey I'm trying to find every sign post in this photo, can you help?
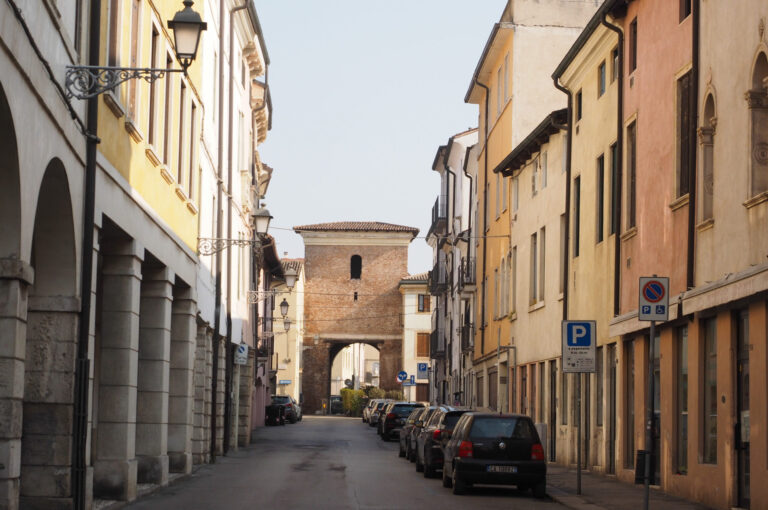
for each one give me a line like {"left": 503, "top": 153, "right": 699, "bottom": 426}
{"left": 562, "top": 320, "right": 596, "bottom": 496}
{"left": 638, "top": 276, "right": 668, "bottom": 510}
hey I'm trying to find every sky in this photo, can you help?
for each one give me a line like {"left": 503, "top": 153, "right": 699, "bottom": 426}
{"left": 256, "top": 1, "right": 503, "bottom": 274}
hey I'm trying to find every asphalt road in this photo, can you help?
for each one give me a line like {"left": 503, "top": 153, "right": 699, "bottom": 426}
{"left": 126, "top": 415, "right": 559, "bottom": 510}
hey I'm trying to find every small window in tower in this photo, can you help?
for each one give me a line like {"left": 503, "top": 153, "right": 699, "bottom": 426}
{"left": 351, "top": 255, "right": 362, "bottom": 279}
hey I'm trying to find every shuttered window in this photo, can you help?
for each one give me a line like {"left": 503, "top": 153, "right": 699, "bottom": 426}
{"left": 416, "top": 333, "right": 430, "bottom": 357}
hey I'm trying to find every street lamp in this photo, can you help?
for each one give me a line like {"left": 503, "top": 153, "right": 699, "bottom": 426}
{"left": 252, "top": 207, "right": 273, "bottom": 235}
{"left": 283, "top": 318, "right": 292, "bottom": 332}
{"left": 283, "top": 267, "right": 298, "bottom": 290}
{"left": 280, "top": 298, "right": 289, "bottom": 318}
{"left": 167, "top": 0, "right": 208, "bottom": 72}
{"left": 65, "top": 0, "right": 207, "bottom": 100}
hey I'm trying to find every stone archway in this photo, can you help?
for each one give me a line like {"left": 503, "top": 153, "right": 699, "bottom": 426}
{"left": 21, "top": 159, "right": 79, "bottom": 508}
{"left": 0, "top": 80, "right": 26, "bottom": 510}
{"left": 328, "top": 342, "right": 381, "bottom": 394}
{"left": 302, "top": 337, "right": 402, "bottom": 414}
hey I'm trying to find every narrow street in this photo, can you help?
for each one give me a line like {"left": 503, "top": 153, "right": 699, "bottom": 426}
{"left": 127, "top": 416, "right": 558, "bottom": 510}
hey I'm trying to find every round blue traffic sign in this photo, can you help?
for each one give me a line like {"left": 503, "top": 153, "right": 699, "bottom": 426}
{"left": 397, "top": 371, "right": 408, "bottom": 382}
{"left": 642, "top": 280, "right": 665, "bottom": 303}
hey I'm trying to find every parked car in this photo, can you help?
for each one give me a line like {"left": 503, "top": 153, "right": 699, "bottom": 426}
{"left": 368, "top": 400, "right": 391, "bottom": 428}
{"left": 415, "top": 406, "right": 471, "bottom": 478}
{"left": 407, "top": 406, "right": 440, "bottom": 462}
{"left": 399, "top": 408, "right": 427, "bottom": 458}
{"left": 377, "top": 402, "right": 395, "bottom": 436}
{"left": 271, "top": 395, "right": 302, "bottom": 423}
{"left": 380, "top": 402, "right": 424, "bottom": 441}
{"left": 441, "top": 413, "right": 546, "bottom": 497}
{"left": 265, "top": 402, "right": 285, "bottom": 426}
{"left": 363, "top": 399, "right": 383, "bottom": 423}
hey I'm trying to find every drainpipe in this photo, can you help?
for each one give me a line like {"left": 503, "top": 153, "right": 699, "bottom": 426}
{"left": 72, "top": 0, "right": 101, "bottom": 506}
{"left": 601, "top": 13, "right": 625, "bottom": 317}
{"left": 552, "top": 79, "right": 572, "bottom": 323}
{"left": 687, "top": 0, "right": 700, "bottom": 290}
{"left": 223, "top": 1, "right": 250, "bottom": 455}
{"left": 475, "top": 79, "right": 490, "bottom": 356}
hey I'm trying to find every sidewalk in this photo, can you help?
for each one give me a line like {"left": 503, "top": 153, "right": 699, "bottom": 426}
{"left": 546, "top": 464, "right": 714, "bottom": 510}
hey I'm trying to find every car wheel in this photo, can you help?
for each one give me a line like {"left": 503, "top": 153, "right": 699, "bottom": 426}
{"left": 442, "top": 463, "right": 453, "bottom": 488}
{"left": 407, "top": 445, "right": 415, "bottom": 463}
{"left": 381, "top": 433, "right": 389, "bottom": 442}
{"left": 533, "top": 480, "right": 546, "bottom": 499}
{"left": 398, "top": 444, "right": 406, "bottom": 457}
{"left": 451, "top": 466, "right": 467, "bottom": 495}
{"left": 415, "top": 452, "right": 424, "bottom": 473}
{"left": 290, "top": 415, "right": 297, "bottom": 424}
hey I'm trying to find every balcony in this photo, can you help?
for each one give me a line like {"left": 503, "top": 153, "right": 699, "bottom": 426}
{"left": 430, "top": 328, "right": 445, "bottom": 359}
{"left": 458, "top": 257, "right": 476, "bottom": 293}
{"left": 428, "top": 195, "right": 448, "bottom": 237}
{"left": 428, "top": 260, "right": 449, "bottom": 295}
{"left": 461, "top": 323, "right": 474, "bottom": 352}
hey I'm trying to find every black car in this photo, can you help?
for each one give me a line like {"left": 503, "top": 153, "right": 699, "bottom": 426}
{"left": 407, "top": 406, "right": 440, "bottom": 462}
{"left": 441, "top": 413, "right": 546, "bottom": 497}
{"left": 415, "top": 406, "right": 471, "bottom": 478}
{"left": 380, "top": 402, "right": 424, "bottom": 441}
{"left": 377, "top": 402, "right": 395, "bottom": 436}
{"left": 399, "top": 408, "right": 427, "bottom": 458}
{"left": 271, "top": 395, "right": 302, "bottom": 423}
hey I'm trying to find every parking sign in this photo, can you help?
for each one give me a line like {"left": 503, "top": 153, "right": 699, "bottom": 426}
{"left": 562, "top": 321, "right": 596, "bottom": 373}
{"left": 638, "top": 277, "right": 669, "bottom": 321}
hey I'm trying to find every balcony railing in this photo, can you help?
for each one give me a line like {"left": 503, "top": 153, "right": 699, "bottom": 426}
{"left": 460, "top": 323, "right": 474, "bottom": 352}
{"left": 458, "top": 257, "right": 476, "bottom": 292}
{"left": 429, "top": 195, "right": 448, "bottom": 237}
{"left": 430, "top": 328, "right": 445, "bottom": 359}
{"left": 429, "top": 260, "right": 449, "bottom": 295}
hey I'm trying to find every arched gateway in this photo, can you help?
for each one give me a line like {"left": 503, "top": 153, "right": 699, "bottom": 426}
{"left": 294, "top": 222, "right": 419, "bottom": 414}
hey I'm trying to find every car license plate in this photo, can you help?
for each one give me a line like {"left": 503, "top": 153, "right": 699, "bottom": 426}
{"left": 487, "top": 465, "right": 517, "bottom": 473}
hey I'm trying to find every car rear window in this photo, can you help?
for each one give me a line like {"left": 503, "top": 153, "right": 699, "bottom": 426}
{"left": 272, "top": 396, "right": 290, "bottom": 404}
{"left": 376, "top": 402, "right": 387, "bottom": 410}
{"left": 392, "top": 404, "right": 422, "bottom": 416}
{"left": 469, "top": 417, "right": 535, "bottom": 440}
{"left": 443, "top": 412, "right": 469, "bottom": 429}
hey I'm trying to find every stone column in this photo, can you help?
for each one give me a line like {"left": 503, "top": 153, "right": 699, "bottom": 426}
{"left": 168, "top": 288, "right": 195, "bottom": 473}
{"left": 21, "top": 295, "right": 79, "bottom": 508}
{"left": 93, "top": 240, "right": 142, "bottom": 502}
{"left": 0, "top": 259, "right": 33, "bottom": 510}
{"left": 192, "top": 322, "right": 209, "bottom": 465}
{"left": 237, "top": 351, "right": 254, "bottom": 447}
{"left": 136, "top": 267, "right": 173, "bottom": 485}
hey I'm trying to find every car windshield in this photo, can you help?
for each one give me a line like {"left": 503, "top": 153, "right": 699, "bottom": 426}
{"left": 392, "top": 404, "right": 422, "bottom": 417}
{"left": 468, "top": 417, "right": 535, "bottom": 440}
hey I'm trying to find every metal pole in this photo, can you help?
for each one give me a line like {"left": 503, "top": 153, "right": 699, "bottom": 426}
{"left": 577, "top": 373, "right": 582, "bottom": 495}
{"left": 643, "top": 320, "right": 656, "bottom": 510}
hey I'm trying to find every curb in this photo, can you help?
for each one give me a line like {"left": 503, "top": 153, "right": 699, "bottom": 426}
{"left": 548, "top": 487, "right": 608, "bottom": 510}
{"left": 93, "top": 469, "right": 197, "bottom": 510}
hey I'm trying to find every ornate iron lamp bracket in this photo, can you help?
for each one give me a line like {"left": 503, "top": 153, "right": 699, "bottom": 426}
{"left": 65, "top": 66, "right": 184, "bottom": 100}
{"left": 198, "top": 237, "right": 269, "bottom": 256}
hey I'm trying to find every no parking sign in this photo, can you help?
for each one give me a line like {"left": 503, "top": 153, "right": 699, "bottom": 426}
{"left": 638, "top": 277, "right": 669, "bottom": 321}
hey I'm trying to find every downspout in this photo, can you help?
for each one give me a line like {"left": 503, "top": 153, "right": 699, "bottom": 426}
{"left": 444, "top": 156, "right": 457, "bottom": 379}
{"left": 687, "top": 0, "right": 700, "bottom": 290}
{"left": 601, "top": 13, "right": 624, "bottom": 317}
{"left": 73, "top": 0, "right": 101, "bottom": 506}
{"left": 552, "top": 78, "right": 572, "bottom": 323}
{"left": 210, "top": 0, "right": 229, "bottom": 463}
{"left": 475, "top": 79, "right": 490, "bottom": 356}
{"left": 223, "top": 1, "right": 250, "bottom": 455}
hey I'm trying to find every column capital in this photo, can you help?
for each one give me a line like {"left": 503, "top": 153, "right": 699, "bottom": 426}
{"left": 0, "top": 258, "right": 34, "bottom": 285}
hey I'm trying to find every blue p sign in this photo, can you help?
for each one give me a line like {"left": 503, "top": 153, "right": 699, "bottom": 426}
{"left": 567, "top": 322, "right": 592, "bottom": 347}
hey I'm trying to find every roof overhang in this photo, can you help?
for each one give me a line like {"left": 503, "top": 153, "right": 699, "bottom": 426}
{"left": 494, "top": 109, "right": 568, "bottom": 177}
{"left": 465, "top": 22, "right": 515, "bottom": 104}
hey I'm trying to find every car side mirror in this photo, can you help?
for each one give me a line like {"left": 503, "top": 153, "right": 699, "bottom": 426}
{"left": 416, "top": 420, "right": 423, "bottom": 427}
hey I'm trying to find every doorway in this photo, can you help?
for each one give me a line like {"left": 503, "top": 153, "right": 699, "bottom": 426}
{"left": 608, "top": 344, "right": 617, "bottom": 474}
{"left": 736, "top": 309, "right": 750, "bottom": 508}
{"left": 549, "top": 360, "right": 557, "bottom": 461}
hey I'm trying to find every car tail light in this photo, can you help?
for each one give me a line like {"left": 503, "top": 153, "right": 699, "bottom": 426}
{"left": 387, "top": 413, "right": 396, "bottom": 420}
{"left": 285, "top": 403, "right": 292, "bottom": 408}
{"left": 458, "top": 440, "right": 473, "bottom": 458}
{"left": 531, "top": 443, "right": 545, "bottom": 461}
{"left": 432, "top": 430, "right": 442, "bottom": 440}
